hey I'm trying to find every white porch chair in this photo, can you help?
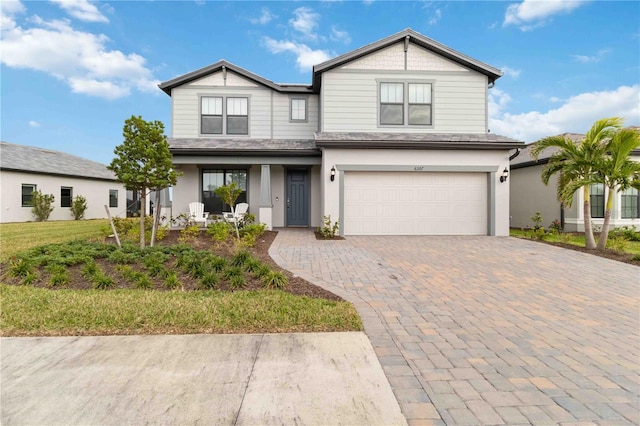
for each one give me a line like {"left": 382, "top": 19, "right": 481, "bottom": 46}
{"left": 224, "top": 203, "right": 249, "bottom": 224}
{"left": 188, "top": 202, "right": 208, "bottom": 227}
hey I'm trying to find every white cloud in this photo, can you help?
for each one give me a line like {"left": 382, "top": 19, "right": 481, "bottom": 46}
{"left": 50, "top": 0, "right": 109, "bottom": 23}
{"left": 262, "top": 37, "right": 331, "bottom": 71}
{"left": 1, "top": 5, "right": 159, "bottom": 99}
{"left": 428, "top": 8, "right": 442, "bottom": 26}
{"left": 330, "top": 26, "right": 351, "bottom": 44}
{"left": 250, "top": 8, "right": 276, "bottom": 25}
{"left": 489, "top": 85, "right": 640, "bottom": 142}
{"left": 289, "top": 7, "right": 320, "bottom": 41}
{"left": 504, "top": 0, "right": 586, "bottom": 31}
{"left": 28, "top": 120, "right": 41, "bottom": 128}
{"left": 501, "top": 66, "right": 521, "bottom": 79}
{"left": 571, "top": 48, "right": 610, "bottom": 63}
{"left": 549, "top": 96, "right": 562, "bottom": 103}
{"left": 362, "top": 0, "right": 374, "bottom": 4}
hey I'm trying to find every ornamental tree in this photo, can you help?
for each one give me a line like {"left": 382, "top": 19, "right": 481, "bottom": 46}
{"left": 108, "top": 115, "right": 180, "bottom": 248}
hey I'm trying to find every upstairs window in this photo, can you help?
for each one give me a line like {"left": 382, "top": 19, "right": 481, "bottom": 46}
{"left": 379, "top": 81, "right": 433, "bottom": 127}
{"left": 290, "top": 98, "right": 307, "bottom": 122}
{"left": 226, "top": 97, "right": 248, "bottom": 135}
{"left": 22, "top": 184, "right": 36, "bottom": 207}
{"left": 61, "top": 187, "right": 73, "bottom": 208}
{"left": 380, "top": 83, "right": 404, "bottom": 125}
{"left": 201, "top": 96, "right": 249, "bottom": 135}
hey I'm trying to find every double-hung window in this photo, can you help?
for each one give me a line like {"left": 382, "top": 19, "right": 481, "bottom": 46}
{"left": 22, "top": 184, "right": 36, "bottom": 207}
{"left": 380, "top": 82, "right": 432, "bottom": 127}
{"left": 201, "top": 96, "right": 248, "bottom": 135}
{"left": 590, "top": 183, "right": 605, "bottom": 218}
{"left": 109, "top": 189, "right": 118, "bottom": 208}
{"left": 61, "top": 187, "right": 73, "bottom": 208}
{"left": 621, "top": 187, "right": 639, "bottom": 219}
{"left": 290, "top": 98, "right": 307, "bottom": 122}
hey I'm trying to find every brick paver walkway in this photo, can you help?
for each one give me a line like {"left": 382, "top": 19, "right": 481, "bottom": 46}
{"left": 270, "top": 230, "right": 640, "bottom": 425}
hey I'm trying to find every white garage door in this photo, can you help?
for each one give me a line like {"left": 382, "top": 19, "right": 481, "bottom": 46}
{"left": 344, "top": 172, "right": 487, "bottom": 235}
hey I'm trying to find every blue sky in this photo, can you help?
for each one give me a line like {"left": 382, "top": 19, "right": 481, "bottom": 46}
{"left": 2, "top": 0, "right": 639, "bottom": 165}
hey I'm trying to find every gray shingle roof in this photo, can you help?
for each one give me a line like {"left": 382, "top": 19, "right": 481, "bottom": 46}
{"left": 0, "top": 142, "right": 117, "bottom": 181}
{"left": 315, "top": 132, "right": 524, "bottom": 150}
{"left": 168, "top": 138, "right": 320, "bottom": 156}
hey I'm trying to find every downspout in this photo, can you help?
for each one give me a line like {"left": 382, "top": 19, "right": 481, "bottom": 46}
{"left": 509, "top": 148, "right": 520, "bottom": 161}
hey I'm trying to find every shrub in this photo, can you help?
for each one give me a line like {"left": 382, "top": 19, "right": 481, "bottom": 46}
{"left": 607, "top": 235, "right": 628, "bottom": 253}
{"left": 9, "top": 258, "right": 33, "bottom": 278}
{"left": 164, "top": 272, "right": 181, "bottom": 290}
{"left": 244, "top": 258, "right": 263, "bottom": 273}
{"left": 317, "top": 215, "right": 339, "bottom": 239}
{"left": 31, "top": 190, "right": 55, "bottom": 222}
{"left": 254, "top": 264, "right": 272, "bottom": 279}
{"left": 82, "top": 260, "right": 98, "bottom": 278}
{"left": 230, "top": 274, "right": 245, "bottom": 288}
{"left": 107, "top": 216, "right": 168, "bottom": 243}
{"left": 529, "top": 212, "right": 546, "bottom": 241}
{"left": 22, "top": 271, "right": 38, "bottom": 286}
{"left": 549, "top": 219, "right": 562, "bottom": 234}
{"left": 262, "top": 271, "right": 288, "bottom": 289}
{"left": 134, "top": 274, "right": 153, "bottom": 289}
{"left": 612, "top": 226, "right": 640, "bottom": 242}
{"left": 239, "top": 223, "right": 266, "bottom": 247}
{"left": 223, "top": 266, "right": 243, "bottom": 280}
{"left": 70, "top": 195, "right": 88, "bottom": 220}
{"left": 207, "top": 221, "right": 232, "bottom": 242}
{"left": 92, "top": 273, "right": 115, "bottom": 289}
{"left": 231, "top": 250, "right": 252, "bottom": 267}
{"left": 108, "top": 249, "right": 138, "bottom": 264}
{"left": 179, "top": 225, "right": 201, "bottom": 243}
{"left": 199, "top": 272, "right": 220, "bottom": 289}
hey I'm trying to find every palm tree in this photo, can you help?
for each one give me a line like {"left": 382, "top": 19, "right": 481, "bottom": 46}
{"left": 595, "top": 127, "right": 640, "bottom": 250}
{"left": 530, "top": 118, "right": 623, "bottom": 250}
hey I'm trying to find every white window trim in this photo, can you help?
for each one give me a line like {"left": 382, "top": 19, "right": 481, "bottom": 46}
{"left": 199, "top": 94, "right": 251, "bottom": 136}
{"left": 376, "top": 79, "right": 434, "bottom": 129}
{"left": 289, "top": 96, "right": 309, "bottom": 123}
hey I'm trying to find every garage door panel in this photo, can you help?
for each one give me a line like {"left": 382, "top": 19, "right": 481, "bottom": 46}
{"left": 344, "top": 171, "right": 487, "bottom": 236}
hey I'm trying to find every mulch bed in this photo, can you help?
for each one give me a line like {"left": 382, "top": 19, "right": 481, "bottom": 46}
{"left": 2, "top": 231, "right": 344, "bottom": 301}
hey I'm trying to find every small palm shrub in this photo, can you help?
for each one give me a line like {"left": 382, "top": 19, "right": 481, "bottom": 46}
{"left": 70, "top": 195, "right": 88, "bottom": 220}
{"left": 317, "top": 215, "right": 339, "bottom": 239}
{"left": 31, "top": 190, "right": 55, "bottom": 222}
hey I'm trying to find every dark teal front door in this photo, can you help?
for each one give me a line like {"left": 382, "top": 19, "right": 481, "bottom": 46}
{"left": 286, "top": 169, "right": 309, "bottom": 226}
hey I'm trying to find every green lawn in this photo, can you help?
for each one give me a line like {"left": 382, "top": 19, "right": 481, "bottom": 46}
{"left": 0, "top": 220, "right": 363, "bottom": 336}
{"left": 0, "top": 219, "right": 109, "bottom": 261}
{"left": 0, "top": 284, "right": 362, "bottom": 336}
{"left": 510, "top": 228, "right": 640, "bottom": 255}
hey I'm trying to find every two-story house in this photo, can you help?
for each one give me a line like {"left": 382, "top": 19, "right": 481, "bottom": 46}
{"left": 159, "top": 28, "right": 523, "bottom": 236}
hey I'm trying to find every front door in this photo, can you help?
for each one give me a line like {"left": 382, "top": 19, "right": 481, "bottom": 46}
{"left": 286, "top": 169, "right": 309, "bottom": 227}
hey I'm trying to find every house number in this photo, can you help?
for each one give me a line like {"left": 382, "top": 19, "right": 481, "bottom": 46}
{"left": 414, "top": 166, "right": 424, "bottom": 171}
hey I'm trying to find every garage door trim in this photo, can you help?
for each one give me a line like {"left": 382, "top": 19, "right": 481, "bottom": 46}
{"left": 337, "top": 164, "right": 498, "bottom": 236}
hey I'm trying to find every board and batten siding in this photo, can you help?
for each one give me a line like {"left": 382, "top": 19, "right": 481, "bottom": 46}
{"left": 320, "top": 70, "right": 488, "bottom": 133}
{"left": 170, "top": 70, "right": 317, "bottom": 139}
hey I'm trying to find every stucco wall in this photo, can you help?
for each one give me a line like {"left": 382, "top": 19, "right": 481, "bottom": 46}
{"left": 510, "top": 165, "right": 562, "bottom": 229}
{"left": 0, "top": 171, "right": 125, "bottom": 223}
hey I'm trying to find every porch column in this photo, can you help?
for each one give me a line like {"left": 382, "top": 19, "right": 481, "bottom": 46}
{"left": 259, "top": 165, "right": 273, "bottom": 230}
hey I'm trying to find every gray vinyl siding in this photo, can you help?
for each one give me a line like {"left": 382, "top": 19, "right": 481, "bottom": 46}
{"left": 320, "top": 70, "right": 487, "bottom": 133}
{"left": 171, "top": 87, "right": 316, "bottom": 139}
{"left": 272, "top": 93, "right": 318, "bottom": 139}
{"left": 171, "top": 86, "right": 271, "bottom": 138}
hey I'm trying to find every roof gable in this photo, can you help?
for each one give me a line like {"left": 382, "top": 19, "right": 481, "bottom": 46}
{"left": 158, "top": 60, "right": 313, "bottom": 96}
{"left": 0, "top": 142, "right": 116, "bottom": 181}
{"left": 312, "top": 28, "right": 502, "bottom": 90}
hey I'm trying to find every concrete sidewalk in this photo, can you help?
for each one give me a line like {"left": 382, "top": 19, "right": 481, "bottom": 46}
{"left": 1, "top": 332, "right": 406, "bottom": 425}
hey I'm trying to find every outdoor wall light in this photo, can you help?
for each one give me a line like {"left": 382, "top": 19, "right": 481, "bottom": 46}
{"left": 500, "top": 168, "right": 509, "bottom": 183}
{"left": 330, "top": 166, "right": 336, "bottom": 182}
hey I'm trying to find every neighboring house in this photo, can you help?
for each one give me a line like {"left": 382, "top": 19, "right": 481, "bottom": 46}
{"left": 159, "top": 28, "right": 523, "bottom": 236}
{"left": 0, "top": 142, "right": 126, "bottom": 223}
{"left": 510, "top": 129, "right": 640, "bottom": 231}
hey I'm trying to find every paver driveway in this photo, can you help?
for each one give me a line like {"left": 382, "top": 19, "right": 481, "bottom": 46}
{"left": 270, "top": 230, "right": 640, "bottom": 425}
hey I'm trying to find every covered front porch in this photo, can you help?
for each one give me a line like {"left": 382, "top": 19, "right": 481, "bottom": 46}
{"left": 171, "top": 153, "right": 322, "bottom": 230}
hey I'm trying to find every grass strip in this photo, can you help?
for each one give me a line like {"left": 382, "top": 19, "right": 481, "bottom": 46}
{"left": 509, "top": 229, "right": 640, "bottom": 255}
{"left": 0, "top": 220, "right": 109, "bottom": 261}
{"left": 0, "top": 284, "right": 363, "bottom": 336}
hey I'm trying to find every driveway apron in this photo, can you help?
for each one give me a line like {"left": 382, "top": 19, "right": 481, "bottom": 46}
{"left": 270, "top": 229, "right": 640, "bottom": 425}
